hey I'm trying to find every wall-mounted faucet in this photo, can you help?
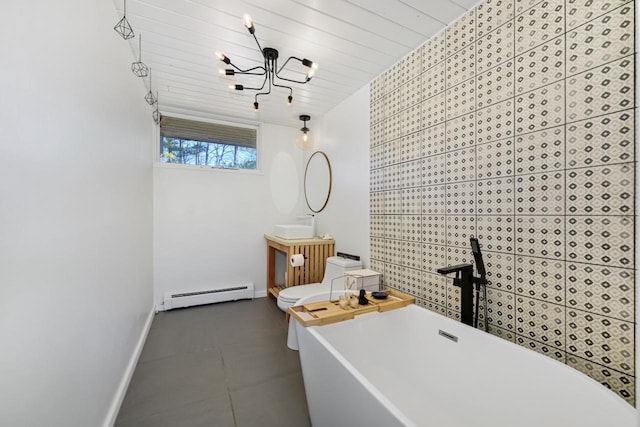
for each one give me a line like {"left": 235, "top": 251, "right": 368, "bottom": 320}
{"left": 437, "top": 238, "right": 488, "bottom": 328}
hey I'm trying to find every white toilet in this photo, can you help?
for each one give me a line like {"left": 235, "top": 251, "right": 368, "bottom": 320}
{"left": 276, "top": 256, "right": 363, "bottom": 312}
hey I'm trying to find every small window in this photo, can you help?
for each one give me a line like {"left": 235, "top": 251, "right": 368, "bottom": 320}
{"left": 159, "top": 116, "right": 257, "bottom": 169}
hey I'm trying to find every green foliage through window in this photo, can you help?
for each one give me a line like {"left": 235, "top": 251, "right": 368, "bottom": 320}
{"left": 159, "top": 116, "right": 257, "bottom": 169}
{"left": 160, "top": 138, "right": 257, "bottom": 169}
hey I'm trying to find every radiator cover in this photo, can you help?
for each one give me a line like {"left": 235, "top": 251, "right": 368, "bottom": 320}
{"left": 161, "top": 283, "right": 254, "bottom": 311}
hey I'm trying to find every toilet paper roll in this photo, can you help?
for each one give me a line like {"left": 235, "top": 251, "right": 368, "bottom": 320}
{"left": 290, "top": 254, "right": 305, "bottom": 267}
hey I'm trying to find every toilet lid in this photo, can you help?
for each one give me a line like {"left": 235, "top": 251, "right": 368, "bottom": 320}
{"left": 278, "top": 282, "right": 326, "bottom": 301}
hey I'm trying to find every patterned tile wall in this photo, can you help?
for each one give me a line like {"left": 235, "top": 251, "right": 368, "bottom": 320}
{"left": 369, "top": 0, "right": 636, "bottom": 404}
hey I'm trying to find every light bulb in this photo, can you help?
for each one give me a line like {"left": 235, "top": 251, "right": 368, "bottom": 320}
{"left": 243, "top": 14, "right": 255, "bottom": 34}
{"left": 303, "top": 132, "right": 308, "bottom": 142}
{"left": 243, "top": 14, "right": 253, "bottom": 28}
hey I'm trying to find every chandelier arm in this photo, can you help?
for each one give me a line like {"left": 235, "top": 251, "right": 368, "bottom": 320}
{"left": 272, "top": 80, "right": 293, "bottom": 93}
{"left": 275, "top": 75, "right": 311, "bottom": 84}
{"left": 276, "top": 56, "right": 304, "bottom": 74}
{"left": 228, "top": 62, "right": 266, "bottom": 74}
{"left": 240, "top": 72, "right": 269, "bottom": 91}
{"left": 235, "top": 71, "right": 267, "bottom": 76}
{"left": 252, "top": 32, "right": 264, "bottom": 55}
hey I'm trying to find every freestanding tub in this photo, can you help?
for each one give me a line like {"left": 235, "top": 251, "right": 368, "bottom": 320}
{"left": 295, "top": 304, "right": 636, "bottom": 427}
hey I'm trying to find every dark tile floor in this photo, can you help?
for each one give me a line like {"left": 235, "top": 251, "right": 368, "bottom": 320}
{"left": 115, "top": 298, "right": 311, "bottom": 427}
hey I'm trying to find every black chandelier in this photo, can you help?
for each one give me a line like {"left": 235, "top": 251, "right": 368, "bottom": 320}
{"left": 216, "top": 14, "right": 318, "bottom": 111}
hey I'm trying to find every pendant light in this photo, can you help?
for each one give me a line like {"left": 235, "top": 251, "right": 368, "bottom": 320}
{"left": 131, "top": 34, "right": 149, "bottom": 77}
{"left": 145, "top": 68, "right": 157, "bottom": 105}
{"left": 113, "top": 0, "right": 134, "bottom": 40}
{"left": 296, "top": 115, "right": 314, "bottom": 150}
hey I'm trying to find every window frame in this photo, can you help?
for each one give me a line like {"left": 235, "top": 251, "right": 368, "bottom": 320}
{"left": 154, "top": 112, "right": 262, "bottom": 175}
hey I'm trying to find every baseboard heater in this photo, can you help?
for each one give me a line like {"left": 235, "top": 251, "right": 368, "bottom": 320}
{"left": 161, "top": 283, "right": 254, "bottom": 311}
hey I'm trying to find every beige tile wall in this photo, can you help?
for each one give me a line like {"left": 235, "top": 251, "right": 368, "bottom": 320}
{"left": 369, "top": 0, "right": 636, "bottom": 403}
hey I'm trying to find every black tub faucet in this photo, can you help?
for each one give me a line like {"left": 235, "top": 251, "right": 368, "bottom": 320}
{"left": 436, "top": 264, "right": 475, "bottom": 326}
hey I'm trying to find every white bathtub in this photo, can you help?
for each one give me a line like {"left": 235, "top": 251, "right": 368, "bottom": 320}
{"left": 295, "top": 304, "right": 636, "bottom": 427}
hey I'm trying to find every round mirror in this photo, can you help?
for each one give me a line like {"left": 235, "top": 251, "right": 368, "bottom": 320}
{"left": 304, "top": 151, "right": 332, "bottom": 213}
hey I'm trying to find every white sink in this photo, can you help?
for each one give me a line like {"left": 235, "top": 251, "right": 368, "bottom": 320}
{"left": 273, "top": 224, "right": 315, "bottom": 239}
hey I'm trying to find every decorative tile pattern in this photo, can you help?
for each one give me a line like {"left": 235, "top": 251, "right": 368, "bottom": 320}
{"left": 385, "top": 215, "right": 402, "bottom": 240}
{"left": 515, "top": 126, "right": 564, "bottom": 174}
{"left": 422, "top": 215, "right": 446, "bottom": 245}
{"left": 400, "top": 131, "right": 423, "bottom": 163}
{"left": 422, "top": 184, "right": 446, "bottom": 214}
{"left": 446, "top": 215, "right": 476, "bottom": 248}
{"left": 402, "top": 215, "right": 421, "bottom": 242}
{"left": 476, "top": 177, "right": 514, "bottom": 215}
{"left": 567, "top": 309, "right": 634, "bottom": 375}
{"left": 515, "top": 256, "right": 565, "bottom": 304}
{"left": 402, "top": 187, "right": 421, "bottom": 214}
{"left": 402, "top": 242, "right": 422, "bottom": 270}
{"left": 421, "top": 154, "right": 446, "bottom": 186}
{"left": 567, "top": 262, "right": 634, "bottom": 321}
{"left": 422, "top": 30, "right": 446, "bottom": 71}
{"left": 446, "top": 10, "right": 476, "bottom": 54}
{"left": 476, "top": 139, "right": 514, "bottom": 179}
{"left": 476, "top": 61, "right": 515, "bottom": 109}
{"left": 402, "top": 159, "right": 422, "bottom": 189}
{"left": 567, "top": 354, "right": 635, "bottom": 404}
{"left": 515, "top": 81, "right": 565, "bottom": 135}
{"left": 370, "top": 0, "right": 635, "bottom": 402}
{"left": 515, "top": 172, "right": 565, "bottom": 215}
{"left": 485, "top": 287, "right": 516, "bottom": 331}
{"left": 424, "top": 272, "right": 447, "bottom": 306}
{"left": 476, "top": 98, "right": 515, "bottom": 144}
{"left": 566, "top": 216, "right": 634, "bottom": 268}
{"left": 445, "top": 45, "right": 476, "bottom": 88}
{"left": 566, "top": 4, "right": 634, "bottom": 76}
{"left": 515, "top": 36, "right": 565, "bottom": 93}
{"left": 476, "top": 21, "right": 515, "bottom": 73}
{"left": 567, "top": 163, "right": 634, "bottom": 215}
{"left": 476, "top": 215, "right": 515, "bottom": 253}
{"left": 516, "top": 336, "right": 566, "bottom": 362}
{"left": 424, "top": 123, "right": 446, "bottom": 157}
{"left": 445, "top": 112, "right": 476, "bottom": 150}
{"left": 370, "top": 215, "right": 384, "bottom": 238}
{"left": 566, "top": 57, "right": 634, "bottom": 122}
{"left": 515, "top": 0, "right": 565, "bottom": 55}
{"left": 516, "top": 296, "right": 565, "bottom": 348}
{"left": 421, "top": 61, "right": 446, "bottom": 101}
{"left": 384, "top": 190, "right": 402, "bottom": 214}
{"left": 477, "top": 0, "right": 515, "bottom": 38}
{"left": 421, "top": 92, "right": 446, "bottom": 128}
{"left": 445, "top": 147, "right": 476, "bottom": 183}
{"left": 565, "top": 0, "right": 628, "bottom": 31}
{"left": 445, "top": 181, "right": 476, "bottom": 215}
{"left": 566, "top": 110, "right": 634, "bottom": 169}
{"left": 515, "top": 216, "right": 564, "bottom": 258}
{"left": 483, "top": 250, "right": 515, "bottom": 290}
{"left": 422, "top": 244, "right": 447, "bottom": 274}
{"left": 446, "top": 78, "right": 476, "bottom": 119}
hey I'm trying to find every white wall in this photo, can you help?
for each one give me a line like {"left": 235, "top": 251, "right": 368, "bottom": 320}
{"left": 153, "top": 122, "right": 304, "bottom": 307}
{"left": 0, "top": 1, "right": 154, "bottom": 426}
{"left": 309, "top": 85, "right": 370, "bottom": 265}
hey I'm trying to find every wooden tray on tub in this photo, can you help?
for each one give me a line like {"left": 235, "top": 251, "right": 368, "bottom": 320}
{"left": 288, "top": 289, "right": 414, "bottom": 327}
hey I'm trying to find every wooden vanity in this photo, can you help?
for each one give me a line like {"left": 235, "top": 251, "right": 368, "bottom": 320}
{"left": 264, "top": 234, "right": 335, "bottom": 298}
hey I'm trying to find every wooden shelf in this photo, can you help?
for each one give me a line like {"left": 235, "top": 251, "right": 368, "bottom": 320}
{"left": 288, "top": 290, "right": 415, "bottom": 327}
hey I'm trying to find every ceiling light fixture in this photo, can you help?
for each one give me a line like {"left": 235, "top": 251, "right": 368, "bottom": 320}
{"left": 114, "top": 0, "right": 134, "bottom": 40}
{"left": 131, "top": 34, "right": 149, "bottom": 77}
{"left": 216, "top": 14, "right": 318, "bottom": 111}
{"left": 296, "top": 115, "right": 314, "bottom": 150}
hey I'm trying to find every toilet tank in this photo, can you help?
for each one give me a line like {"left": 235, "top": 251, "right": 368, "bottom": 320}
{"left": 320, "top": 256, "right": 363, "bottom": 286}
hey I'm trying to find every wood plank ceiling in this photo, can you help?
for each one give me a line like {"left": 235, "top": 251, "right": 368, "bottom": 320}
{"left": 114, "top": 0, "right": 480, "bottom": 127}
